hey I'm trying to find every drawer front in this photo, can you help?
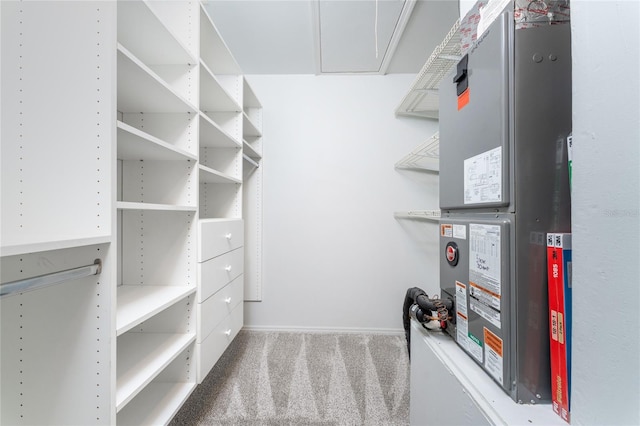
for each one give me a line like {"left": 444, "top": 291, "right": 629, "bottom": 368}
{"left": 199, "top": 219, "right": 243, "bottom": 262}
{"left": 196, "top": 302, "right": 243, "bottom": 382}
{"left": 198, "top": 247, "right": 243, "bottom": 303}
{"left": 197, "top": 274, "right": 243, "bottom": 342}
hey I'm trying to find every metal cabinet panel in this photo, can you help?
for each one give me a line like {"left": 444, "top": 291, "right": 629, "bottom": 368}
{"left": 439, "top": 11, "right": 513, "bottom": 211}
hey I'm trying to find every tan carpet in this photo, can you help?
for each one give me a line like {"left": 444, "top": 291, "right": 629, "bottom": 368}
{"left": 170, "top": 330, "right": 410, "bottom": 425}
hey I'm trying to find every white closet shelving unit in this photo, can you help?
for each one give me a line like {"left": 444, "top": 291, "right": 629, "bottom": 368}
{"left": 1, "top": 2, "right": 117, "bottom": 424}
{"left": 195, "top": 3, "right": 249, "bottom": 383}
{"left": 199, "top": 4, "right": 243, "bottom": 220}
{"left": 242, "top": 78, "right": 264, "bottom": 302}
{"left": 2, "top": 1, "right": 262, "bottom": 423}
{"left": 116, "top": 1, "right": 199, "bottom": 423}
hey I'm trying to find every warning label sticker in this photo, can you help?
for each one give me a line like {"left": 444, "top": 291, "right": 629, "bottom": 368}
{"left": 455, "top": 281, "right": 467, "bottom": 317}
{"left": 483, "top": 327, "right": 504, "bottom": 384}
{"left": 470, "top": 282, "right": 500, "bottom": 310}
{"left": 441, "top": 224, "right": 453, "bottom": 238}
{"left": 470, "top": 294, "right": 501, "bottom": 329}
{"left": 456, "top": 311, "right": 469, "bottom": 352}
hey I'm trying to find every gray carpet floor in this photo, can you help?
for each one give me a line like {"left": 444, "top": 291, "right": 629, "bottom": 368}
{"left": 170, "top": 330, "right": 410, "bottom": 425}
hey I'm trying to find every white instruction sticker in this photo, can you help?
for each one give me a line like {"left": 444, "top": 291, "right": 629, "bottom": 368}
{"left": 469, "top": 223, "right": 502, "bottom": 328}
{"left": 483, "top": 328, "right": 504, "bottom": 384}
{"left": 469, "top": 224, "right": 501, "bottom": 296}
{"left": 464, "top": 147, "right": 502, "bottom": 204}
{"left": 453, "top": 224, "right": 467, "bottom": 240}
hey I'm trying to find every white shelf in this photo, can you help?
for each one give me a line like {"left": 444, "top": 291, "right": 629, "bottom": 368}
{"left": 243, "top": 78, "right": 262, "bottom": 108}
{"left": 116, "top": 201, "right": 197, "bottom": 212}
{"left": 117, "top": 1, "right": 197, "bottom": 66}
{"left": 116, "top": 332, "right": 196, "bottom": 411}
{"left": 117, "top": 44, "right": 197, "bottom": 114}
{"left": 0, "top": 236, "right": 111, "bottom": 258}
{"left": 394, "top": 210, "right": 441, "bottom": 222}
{"left": 116, "top": 381, "right": 196, "bottom": 426}
{"left": 199, "top": 112, "right": 241, "bottom": 149}
{"left": 243, "top": 154, "right": 259, "bottom": 169}
{"left": 116, "top": 285, "right": 196, "bottom": 336}
{"left": 243, "top": 140, "right": 262, "bottom": 160}
{"left": 395, "top": 132, "right": 440, "bottom": 172}
{"left": 200, "top": 61, "right": 242, "bottom": 112}
{"left": 199, "top": 4, "right": 241, "bottom": 75}
{"left": 199, "top": 164, "right": 242, "bottom": 184}
{"left": 243, "top": 111, "right": 262, "bottom": 137}
{"left": 395, "top": 19, "right": 462, "bottom": 119}
{"left": 117, "top": 121, "right": 197, "bottom": 161}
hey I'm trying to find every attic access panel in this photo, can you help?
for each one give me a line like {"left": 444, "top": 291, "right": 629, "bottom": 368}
{"left": 318, "top": 0, "right": 406, "bottom": 73}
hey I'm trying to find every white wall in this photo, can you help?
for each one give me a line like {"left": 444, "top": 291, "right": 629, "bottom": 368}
{"left": 571, "top": 1, "right": 640, "bottom": 424}
{"left": 244, "top": 74, "right": 440, "bottom": 332}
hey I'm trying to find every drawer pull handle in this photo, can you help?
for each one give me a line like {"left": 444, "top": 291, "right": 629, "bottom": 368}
{"left": 225, "top": 233, "right": 232, "bottom": 240}
{"left": 224, "top": 297, "right": 232, "bottom": 304}
{"left": 224, "top": 329, "right": 232, "bottom": 336}
{"left": 225, "top": 265, "right": 232, "bottom": 272}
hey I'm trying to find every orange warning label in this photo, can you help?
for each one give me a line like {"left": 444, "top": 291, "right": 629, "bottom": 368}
{"left": 483, "top": 327, "right": 503, "bottom": 357}
{"left": 470, "top": 281, "right": 501, "bottom": 300}
{"left": 440, "top": 224, "right": 453, "bottom": 237}
{"left": 458, "top": 88, "right": 470, "bottom": 111}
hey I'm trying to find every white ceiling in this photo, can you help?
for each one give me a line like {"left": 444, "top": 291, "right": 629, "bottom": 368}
{"left": 204, "top": 0, "right": 460, "bottom": 75}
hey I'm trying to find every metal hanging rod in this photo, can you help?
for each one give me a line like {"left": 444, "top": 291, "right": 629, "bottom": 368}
{"left": 0, "top": 259, "right": 102, "bottom": 298}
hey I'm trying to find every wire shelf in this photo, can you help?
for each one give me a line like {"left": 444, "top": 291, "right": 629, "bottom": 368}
{"left": 395, "top": 19, "right": 462, "bottom": 119}
{"left": 393, "top": 210, "right": 441, "bottom": 222}
{"left": 395, "top": 132, "right": 440, "bottom": 172}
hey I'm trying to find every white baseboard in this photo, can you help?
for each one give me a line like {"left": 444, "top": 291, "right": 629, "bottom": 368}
{"left": 241, "top": 324, "right": 404, "bottom": 336}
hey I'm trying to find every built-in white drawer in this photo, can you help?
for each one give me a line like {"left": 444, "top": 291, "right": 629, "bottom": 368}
{"left": 196, "top": 302, "right": 243, "bottom": 383}
{"left": 197, "top": 274, "right": 243, "bottom": 342}
{"left": 198, "top": 247, "right": 243, "bottom": 303}
{"left": 199, "top": 219, "right": 243, "bottom": 262}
